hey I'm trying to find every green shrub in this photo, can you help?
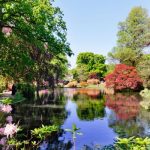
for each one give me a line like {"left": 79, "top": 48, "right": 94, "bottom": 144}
{"left": 0, "top": 75, "right": 7, "bottom": 93}
{"left": 16, "top": 83, "right": 35, "bottom": 99}
{"left": 0, "top": 92, "right": 25, "bottom": 104}
{"left": 31, "top": 125, "right": 58, "bottom": 140}
{"left": 115, "top": 137, "right": 150, "bottom": 150}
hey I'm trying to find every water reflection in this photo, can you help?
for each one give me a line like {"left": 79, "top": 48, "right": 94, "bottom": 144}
{"left": 13, "top": 89, "right": 68, "bottom": 130}
{"left": 105, "top": 93, "right": 140, "bottom": 120}
{"left": 73, "top": 93, "right": 105, "bottom": 121}
{"left": 105, "top": 93, "right": 150, "bottom": 138}
{"left": 11, "top": 88, "right": 150, "bottom": 149}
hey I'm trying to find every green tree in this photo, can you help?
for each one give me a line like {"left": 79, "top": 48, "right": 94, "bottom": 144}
{"left": 137, "top": 54, "right": 150, "bottom": 88}
{"left": 0, "top": 0, "right": 72, "bottom": 92}
{"left": 74, "top": 52, "right": 106, "bottom": 81}
{"left": 108, "top": 7, "right": 150, "bottom": 66}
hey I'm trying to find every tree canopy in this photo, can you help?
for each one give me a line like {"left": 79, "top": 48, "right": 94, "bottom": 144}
{"left": 72, "top": 52, "right": 106, "bottom": 81}
{"left": 108, "top": 7, "right": 150, "bottom": 66}
{"left": 0, "top": 0, "right": 72, "bottom": 85}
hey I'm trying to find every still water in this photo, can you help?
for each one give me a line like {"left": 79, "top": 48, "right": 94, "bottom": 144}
{"left": 13, "top": 88, "right": 150, "bottom": 149}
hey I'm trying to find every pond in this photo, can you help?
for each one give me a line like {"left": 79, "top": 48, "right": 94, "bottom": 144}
{"left": 13, "top": 88, "right": 150, "bottom": 149}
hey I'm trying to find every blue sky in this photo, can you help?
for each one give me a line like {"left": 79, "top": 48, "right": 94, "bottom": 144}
{"left": 54, "top": 0, "right": 150, "bottom": 68}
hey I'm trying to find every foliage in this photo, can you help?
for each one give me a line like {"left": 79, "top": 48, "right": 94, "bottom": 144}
{"left": 137, "top": 55, "right": 150, "bottom": 88}
{"left": 16, "top": 83, "right": 35, "bottom": 99}
{"left": 105, "top": 64, "right": 143, "bottom": 92}
{"left": 72, "top": 52, "right": 106, "bottom": 81}
{"left": 0, "top": 75, "right": 8, "bottom": 93}
{"left": 88, "top": 72, "right": 99, "bottom": 79}
{"left": 140, "top": 88, "right": 150, "bottom": 99}
{"left": 0, "top": 0, "right": 72, "bottom": 89}
{"left": 108, "top": 7, "right": 150, "bottom": 66}
{"left": 140, "top": 88, "right": 150, "bottom": 110}
{"left": 79, "top": 82, "right": 88, "bottom": 87}
{"left": 75, "top": 65, "right": 89, "bottom": 81}
{"left": 65, "top": 124, "right": 82, "bottom": 139}
{"left": 115, "top": 137, "right": 150, "bottom": 150}
{"left": 65, "top": 81, "right": 78, "bottom": 88}
{"left": 87, "top": 79, "right": 100, "bottom": 85}
{"left": 31, "top": 125, "right": 58, "bottom": 140}
{"left": 105, "top": 64, "right": 115, "bottom": 75}
{"left": 0, "top": 92, "right": 25, "bottom": 104}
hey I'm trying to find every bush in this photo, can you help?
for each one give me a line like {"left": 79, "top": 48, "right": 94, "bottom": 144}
{"left": 140, "top": 88, "right": 150, "bottom": 110}
{"left": 65, "top": 81, "right": 78, "bottom": 88}
{"left": 79, "top": 82, "right": 88, "bottom": 87}
{"left": 137, "top": 56, "right": 150, "bottom": 88}
{"left": 87, "top": 79, "right": 100, "bottom": 85}
{"left": 0, "top": 92, "right": 26, "bottom": 104}
{"left": 16, "top": 83, "right": 35, "bottom": 99}
{"left": 115, "top": 137, "right": 150, "bottom": 150}
{"left": 105, "top": 64, "right": 143, "bottom": 92}
{"left": 140, "top": 88, "right": 150, "bottom": 99}
{"left": 88, "top": 72, "right": 99, "bottom": 79}
{"left": 0, "top": 76, "right": 7, "bottom": 93}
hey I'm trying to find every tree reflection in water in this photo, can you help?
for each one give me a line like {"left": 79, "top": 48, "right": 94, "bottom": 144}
{"left": 105, "top": 93, "right": 144, "bottom": 137}
{"left": 72, "top": 89, "right": 105, "bottom": 121}
{"left": 105, "top": 93, "right": 140, "bottom": 120}
{"left": 12, "top": 89, "right": 68, "bottom": 149}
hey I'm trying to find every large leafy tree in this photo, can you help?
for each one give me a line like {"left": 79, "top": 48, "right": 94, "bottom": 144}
{"left": 75, "top": 52, "right": 106, "bottom": 81}
{"left": 0, "top": 0, "right": 72, "bottom": 89}
{"left": 108, "top": 7, "right": 150, "bottom": 66}
{"left": 137, "top": 54, "right": 150, "bottom": 89}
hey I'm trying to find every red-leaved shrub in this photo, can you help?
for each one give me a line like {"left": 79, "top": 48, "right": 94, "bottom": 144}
{"left": 105, "top": 64, "right": 142, "bottom": 91}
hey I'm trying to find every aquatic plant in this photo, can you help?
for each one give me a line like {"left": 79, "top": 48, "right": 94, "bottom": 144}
{"left": 65, "top": 124, "right": 82, "bottom": 150}
{"left": 31, "top": 125, "right": 58, "bottom": 140}
{"left": 65, "top": 123, "right": 82, "bottom": 139}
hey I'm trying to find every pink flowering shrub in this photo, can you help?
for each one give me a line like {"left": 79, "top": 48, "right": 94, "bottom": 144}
{"left": 0, "top": 128, "right": 4, "bottom": 135}
{"left": 1, "top": 105, "right": 12, "bottom": 113}
{"left": 4, "top": 123, "right": 18, "bottom": 138}
{"left": 6, "top": 116, "right": 13, "bottom": 123}
{"left": 0, "top": 137, "right": 6, "bottom": 146}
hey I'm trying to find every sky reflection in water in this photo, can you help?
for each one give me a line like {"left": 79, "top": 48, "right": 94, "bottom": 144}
{"left": 13, "top": 88, "right": 150, "bottom": 149}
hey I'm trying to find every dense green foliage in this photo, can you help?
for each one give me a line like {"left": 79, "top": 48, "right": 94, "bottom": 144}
{"left": 0, "top": 0, "right": 72, "bottom": 90}
{"left": 16, "top": 83, "right": 35, "bottom": 99}
{"left": 108, "top": 7, "right": 150, "bottom": 66}
{"left": 137, "top": 55, "right": 150, "bottom": 88}
{"left": 0, "top": 75, "right": 7, "bottom": 92}
{"left": 0, "top": 92, "right": 25, "bottom": 104}
{"left": 115, "top": 137, "right": 150, "bottom": 150}
{"left": 31, "top": 125, "right": 58, "bottom": 140}
{"left": 72, "top": 52, "right": 106, "bottom": 81}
